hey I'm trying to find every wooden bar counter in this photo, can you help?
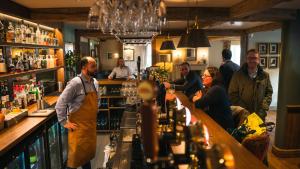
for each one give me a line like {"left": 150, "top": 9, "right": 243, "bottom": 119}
{"left": 174, "top": 92, "right": 268, "bottom": 169}
{"left": 0, "top": 94, "right": 59, "bottom": 156}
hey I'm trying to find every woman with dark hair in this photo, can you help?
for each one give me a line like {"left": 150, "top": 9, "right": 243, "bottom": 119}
{"left": 108, "top": 57, "right": 131, "bottom": 79}
{"left": 193, "top": 67, "right": 234, "bottom": 130}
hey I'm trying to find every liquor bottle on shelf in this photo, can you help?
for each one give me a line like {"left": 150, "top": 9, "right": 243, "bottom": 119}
{"left": 20, "top": 21, "right": 26, "bottom": 44}
{"left": 30, "top": 27, "right": 36, "bottom": 44}
{"left": 41, "top": 55, "right": 47, "bottom": 69}
{"left": 0, "top": 19, "right": 5, "bottom": 43}
{"left": 14, "top": 22, "right": 22, "bottom": 43}
{"left": 35, "top": 25, "right": 41, "bottom": 45}
{"left": 25, "top": 25, "right": 32, "bottom": 44}
{"left": 0, "top": 49, "right": 6, "bottom": 73}
{"left": 6, "top": 22, "right": 15, "bottom": 43}
{"left": 22, "top": 54, "right": 30, "bottom": 71}
{"left": 15, "top": 53, "right": 24, "bottom": 72}
{"left": 1, "top": 81, "right": 10, "bottom": 113}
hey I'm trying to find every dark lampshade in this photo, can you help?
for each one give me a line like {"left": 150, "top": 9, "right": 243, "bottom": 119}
{"left": 177, "top": 33, "right": 190, "bottom": 48}
{"left": 160, "top": 40, "right": 176, "bottom": 50}
{"left": 187, "top": 28, "right": 210, "bottom": 48}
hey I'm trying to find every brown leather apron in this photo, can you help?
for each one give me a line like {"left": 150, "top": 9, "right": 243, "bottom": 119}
{"left": 67, "top": 76, "right": 98, "bottom": 168}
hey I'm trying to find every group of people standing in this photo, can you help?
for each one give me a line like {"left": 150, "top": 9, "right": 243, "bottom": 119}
{"left": 165, "top": 48, "right": 273, "bottom": 131}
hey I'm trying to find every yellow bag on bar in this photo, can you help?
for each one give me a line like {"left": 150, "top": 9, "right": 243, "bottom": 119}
{"left": 243, "top": 113, "right": 267, "bottom": 139}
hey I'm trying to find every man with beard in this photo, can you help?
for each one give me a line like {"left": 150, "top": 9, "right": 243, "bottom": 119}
{"left": 55, "top": 56, "right": 98, "bottom": 169}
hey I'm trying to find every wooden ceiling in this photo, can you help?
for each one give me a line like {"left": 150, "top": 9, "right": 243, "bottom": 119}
{"left": 2, "top": 0, "right": 300, "bottom": 35}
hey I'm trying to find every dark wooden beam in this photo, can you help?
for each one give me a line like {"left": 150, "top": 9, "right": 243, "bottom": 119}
{"left": 160, "top": 29, "right": 245, "bottom": 36}
{"left": 29, "top": 7, "right": 296, "bottom": 23}
{"left": 230, "top": 0, "right": 291, "bottom": 19}
{"left": 241, "top": 8, "right": 297, "bottom": 21}
{"left": 0, "top": 0, "right": 30, "bottom": 19}
{"left": 30, "top": 7, "right": 89, "bottom": 22}
{"left": 166, "top": 7, "right": 230, "bottom": 21}
{"left": 246, "top": 22, "right": 282, "bottom": 33}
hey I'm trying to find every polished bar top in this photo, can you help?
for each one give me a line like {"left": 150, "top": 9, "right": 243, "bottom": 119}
{"left": 98, "top": 79, "right": 137, "bottom": 85}
{"left": 0, "top": 95, "right": 59, "bottom": 156}
{"left": 174, "top": 92, "right": 267, "bottom": 169}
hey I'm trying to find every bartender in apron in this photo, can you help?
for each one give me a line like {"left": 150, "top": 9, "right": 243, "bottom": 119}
{"left": 55, "top": 56, "right": 98, "bottom": 169}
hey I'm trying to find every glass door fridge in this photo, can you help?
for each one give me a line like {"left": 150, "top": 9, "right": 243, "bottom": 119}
{"left": 2, "top": 152, "right": 26, "bottom": 169}
{"left": 60, "top": 125, "right": 68, "bottom": 165}
{"left": 47, "top": 122, "right": 62, "bottom": 169}
{"left": 28, "top": 134, "right": 46, "bottom": 169}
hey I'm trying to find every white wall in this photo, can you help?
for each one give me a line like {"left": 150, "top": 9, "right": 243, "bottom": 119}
{"left": 100, "top": 39, "right": 122, "bottom": 70}
{"left": 208, "top": 40, "right": 224, "bottom": 68}
{"left": 123, "top": 45, "right": 147, "bottom": 75}
{"left": 248, "top": 29, "right": 281, "bottom": 109}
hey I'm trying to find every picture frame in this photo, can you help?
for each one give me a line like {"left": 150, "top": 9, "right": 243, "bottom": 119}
{"left": 257, "top": 43, "right": 268, "bottom": 54}
{"left": 259, "top": 56, "right": 268, "bottom": 69}
{"left": 186, "top": 48, "right": 196, "bottom": 61}
{"left": 268, "top": 56, "right": 279, "bottom": 69}
{"left": 123, "top": 48, "right": 134, "bottom": 61}
{"left": 107, "top": 52, "right": 112, "bottom": 59}
{"left": 158, "top": 53, "right": 172, "bottom": 62}
{"left": 269, "top": 43, "right": 280, "bottom": 55}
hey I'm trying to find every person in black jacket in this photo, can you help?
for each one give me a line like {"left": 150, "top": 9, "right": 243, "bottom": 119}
{"left": 164, "top": 62, "right": 203, "bottom": 99}
{"left": 193, "top": 67, "right": 234, "bottom": 130}
{"left": 219, "top": 49, "right": 240, "bottom": 91}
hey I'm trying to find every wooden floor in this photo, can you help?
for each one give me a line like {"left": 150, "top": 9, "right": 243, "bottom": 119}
{"left": 90, "top": 134, "right": 111, "bottom": 169}
{"left": 266, "top": 111, "right": 300, "bottom": 169}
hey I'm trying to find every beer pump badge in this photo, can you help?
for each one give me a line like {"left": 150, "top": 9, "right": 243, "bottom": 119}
{"left": 137, "top": 81, "right": 153, "bottom": 101}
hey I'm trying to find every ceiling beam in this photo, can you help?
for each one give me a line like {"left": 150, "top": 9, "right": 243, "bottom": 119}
{"left": 245, "top": 22, "right": 282, "bottom": 33}
{"left": 0, "top": 0, "right": 30, "bottom": 19}
{"left": 160, "top": 29, "right": 245, "bottom": 36}
{"left": 166, "top": 7, "right": 230, "bottom": 21}
{"left": 75, "top": 29, "right": 115, "bottom": 39}
{"left": 29, "top": 7, "right": 296, "bottom": 23}
{"left": 30, "top": 7, "right": 89, "bottom": 22}
{"left": 230, "top": 0, "right": 292, "bottom": 19}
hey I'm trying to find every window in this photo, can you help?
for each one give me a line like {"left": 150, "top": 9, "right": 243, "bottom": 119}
{"left": 230, "top": 45, "right": 241, "bottom": 66}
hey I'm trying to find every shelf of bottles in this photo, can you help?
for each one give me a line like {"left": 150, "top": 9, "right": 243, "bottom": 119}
{"left": 0, "top": 12, "right": 64, "bottom": 81}
{"left": 97, "top": 82, "right": 130, "bottom": 132}
{"left": 97, "top": 81, "right": 138, "bottom": 132}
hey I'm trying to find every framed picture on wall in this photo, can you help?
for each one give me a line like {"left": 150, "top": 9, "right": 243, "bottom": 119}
{"left": 268, "top": 56, "right": 279, "bottom": 69}
{"left": 107, "top": 52, "right": 112, "bottom": 59}
{"left": 260, "top": 56, "right": 268, "bottom": 68}
{"left": 186, "top": 48, "right": 196, "bottom": 61}
{"left": 257, "top": 43, "right": 268, "bottom": 54}
{"left": 269, "top": 43, "right": 280, "bottom": 54}
{"left": 124, "top": 48, "right": 134, "bottom": 61}
{"left": 158, "top": 53, "right": 172, "bottom": 62}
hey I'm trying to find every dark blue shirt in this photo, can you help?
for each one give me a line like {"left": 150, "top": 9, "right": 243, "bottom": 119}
{"left": 219, "top": 60, "right": 240, "bottom": 91}
{"left": 195, "top": 85, "right": 234, "bottom": 130}
{"left": 173, "top": 71, "right": 203, "bottom": 99}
